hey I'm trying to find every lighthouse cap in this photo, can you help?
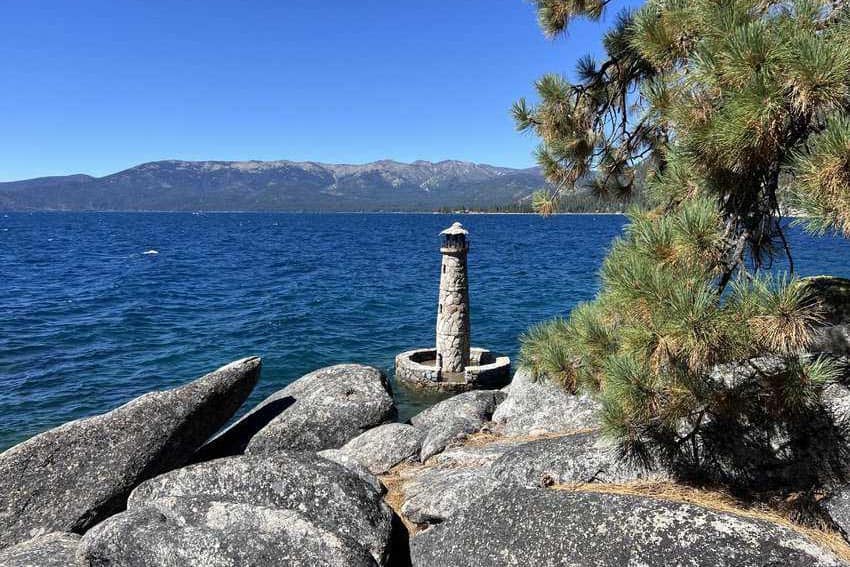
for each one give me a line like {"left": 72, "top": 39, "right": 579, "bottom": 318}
{"left": 440, "top": 222, "right": 469, "bottom": 236}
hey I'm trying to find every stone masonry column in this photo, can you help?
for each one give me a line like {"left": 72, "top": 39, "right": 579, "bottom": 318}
{"left": 436, "top": 222, "right": 470, "bottom": 374}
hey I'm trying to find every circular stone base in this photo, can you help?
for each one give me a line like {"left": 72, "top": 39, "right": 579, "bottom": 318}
{"left": 394, "top": 347, "right": 511, "bottom": 392}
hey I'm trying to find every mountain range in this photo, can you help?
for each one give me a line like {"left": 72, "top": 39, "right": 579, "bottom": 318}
{"left": 0, "top": 159, "right": 547, "bottom": 212}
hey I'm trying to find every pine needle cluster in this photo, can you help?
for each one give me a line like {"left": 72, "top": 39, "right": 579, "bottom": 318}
{"left": 517, "top": 0, "right": 850, "bottom": 488}
{"left": 521, "top": 199, "right": 846, "bottom": 487}
{"left": 517, "top": 0, "right": 850, "bottom": 254}
{"left": 513, "top": 7, "right": 658, "bottom": 212}
{"left": 792, "top": 114, "right": 850, "bottom": 236}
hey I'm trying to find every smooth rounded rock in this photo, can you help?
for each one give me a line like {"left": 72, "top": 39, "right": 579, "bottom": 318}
{"left": 490, "top": 430, "right": 665, "bottom": 488}
{"left": 317, "top": 449, "right": 385, "bottom": 495}
{"left": 410, "top": 488, "right": 846, "bottom": 566}
{"left": 199, "top": 364, "right": 395, "bottom": 458}
{"left": 333, "top": 423, "right": 424, "bottom": 474}
{"left": 419, "top": 417, "right": 484, "bottom": 462}
{"left": 95, "top": 452, "right": 394, "bottom": 565}
{"left": 79, "top": 499, "right": 378, "bottom": 567}
{"left": 410, "top": 390, "right": 503, "bottom": 432}
{"left": 0, "top": 357, "right": 261, "bottom": 549}
{"left": 410, "top": 390, "right": 505, "bottom": 461}
{"left": 492, "top": 368, "right": 601, "bottom": 436}
{"left": 400, "top": 466, "right": 503, "bottom": 525}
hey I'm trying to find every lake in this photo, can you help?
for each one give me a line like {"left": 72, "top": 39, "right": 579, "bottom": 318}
{"left": 2, "top": 212, "right": 850, "bottom": 451}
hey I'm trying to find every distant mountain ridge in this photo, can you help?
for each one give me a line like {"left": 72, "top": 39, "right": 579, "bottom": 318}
{"left": 0, "top": 159, "right": 546, "bottom": 212}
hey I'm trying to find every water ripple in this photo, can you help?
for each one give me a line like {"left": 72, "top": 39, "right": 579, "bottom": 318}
{"left": 2, "top": 212, "right": 850, "bottom": 450}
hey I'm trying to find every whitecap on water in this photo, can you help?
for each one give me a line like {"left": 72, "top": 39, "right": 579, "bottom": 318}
{"left": 142, "top": 250, "right": 159, "bottom": 255}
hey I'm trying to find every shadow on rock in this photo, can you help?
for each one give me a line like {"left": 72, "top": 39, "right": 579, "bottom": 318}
{"left": 193, "top": 396, "right": 296, "bottom": 462}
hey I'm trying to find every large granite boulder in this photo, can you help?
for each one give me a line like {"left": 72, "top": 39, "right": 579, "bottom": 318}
{"left": 427, "top": 439, "right": 519, "bottom": 468}
{"left": 79, "top": 499, "right": 378, "bottom": 567}
{"left": 410, "top": 488, "right": 847, "bottom": 566}
{"left": 490, "top": 430, "right": 665, "bottom": 488}
{"left": 0, "top": 357, "right": 261, "bottom": 549}
{"left": 0, "top": 533, "right": 80, "bottom": 567}
{"left": 699, "top": 357, "right": 850, "bottom": 489}
{"left": 410, "top": 390, "right": 505, "bottom": 461}
{"left": 327, "top": 423, "right": 424, "bottom": 475}
{"left": 400, "top": 466, "right": 503, "bottom": 525}
{"left": 79, "top": 452, "right": 393, "bottom": 566}
{"left": 492, "top": 368, "right": 601, "bottom": 436}
{"left": 198, "top": 364, "right": 395, "bottom": 458}
{"left": 410, "top": 390, "right": 503, "bottom": 431}
{"left": 418, "top": 419, "right": 478, "bottom": 462}
{"left": 316, "top": 449, "right": 385, "bottom": 494}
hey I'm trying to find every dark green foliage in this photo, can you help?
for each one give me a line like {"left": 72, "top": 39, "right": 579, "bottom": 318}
{"left": 520, "top": 200, "right": 847, "bottom": 488}
{"left": 518, "top": 0, "right": 850, "bottom": 489}
{"left": 792, "top": 115, "right": 850, "bottom": 236}
{"left": 518, "top": 0, "right": 850, "bottom": 249}
{"left": 514, "top": 5, "right": 660, "bottom": 215}
{"left": 519, "top": 318, "right": 578, "bottom": 390}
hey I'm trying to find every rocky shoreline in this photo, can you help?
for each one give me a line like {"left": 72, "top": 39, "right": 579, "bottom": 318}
{"left": 3, "top": 356, "right": 850, "bottom": 565}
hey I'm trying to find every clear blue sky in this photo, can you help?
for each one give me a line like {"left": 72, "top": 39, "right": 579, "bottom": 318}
{"left": 0, "top": 0, "right": 643, "bottom": 181}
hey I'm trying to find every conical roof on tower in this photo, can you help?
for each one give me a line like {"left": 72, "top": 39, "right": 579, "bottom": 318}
{"left": 439, "top": 222, "right": 469, "bottom": 236}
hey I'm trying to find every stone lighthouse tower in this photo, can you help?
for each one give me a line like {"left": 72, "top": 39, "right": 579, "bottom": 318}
{"left": 394, "top": 221, "right": 509, "bottom": 391}
{"left": 436, "top": 222, "right": 471, "bottom": 375}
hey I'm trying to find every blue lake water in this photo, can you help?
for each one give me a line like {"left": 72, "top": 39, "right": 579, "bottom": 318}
{"left": 2, "top": 212, "right": 850, "bottom": 451}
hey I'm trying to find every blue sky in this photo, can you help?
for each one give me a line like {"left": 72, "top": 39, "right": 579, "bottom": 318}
{"left": 0, "top": 0, "right": 642, "bottom": 181}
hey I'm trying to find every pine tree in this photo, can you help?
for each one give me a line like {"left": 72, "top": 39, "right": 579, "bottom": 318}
{"left": 517, "top": 0, "right": 850, "bottom": 488}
